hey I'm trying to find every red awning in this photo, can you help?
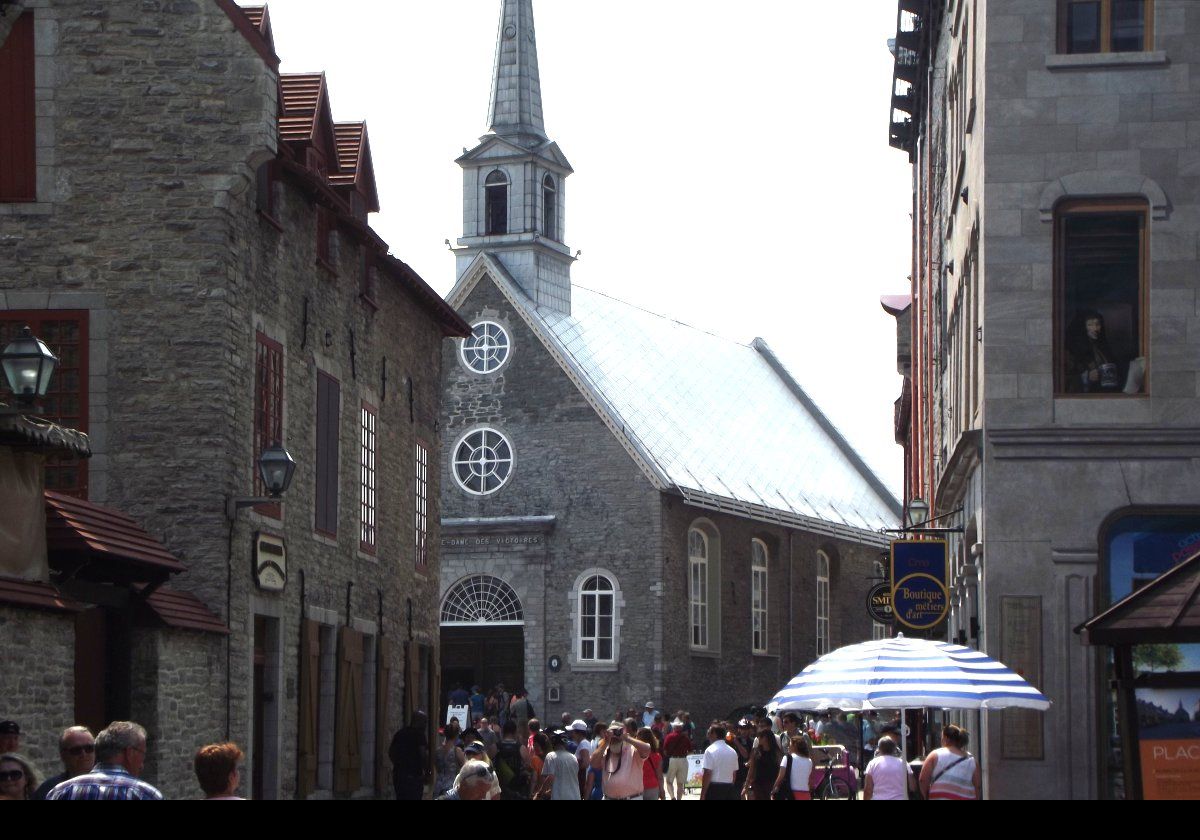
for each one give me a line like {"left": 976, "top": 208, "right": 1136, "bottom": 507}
{"left": 136, "top": 584, "right": 229, "bottom": 636}
{"left": 0, "top": 576, "right": 84, "bottom": 614}
{"left": 45, "top": 491, "right": 186, "bottom": 582}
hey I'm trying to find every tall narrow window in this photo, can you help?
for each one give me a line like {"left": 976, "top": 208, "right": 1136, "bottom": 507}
{"left": 816, "top": 551, "right": 831, "bottom": 656}
{"left": 256, "top": 160, "right": 281, "bottom": 224}
{"left": 689, "top": 529, "right": 709, "bottom": 649}
{"left": 1058, "top": 0, "right": 1151, "bottom": 54}
{"left": 254, "top": 332, "right": 284, "bottom": 519}
{"left": 316, "top": 207, "right": 337, "bottom": 272}
{"left": 415, "top": 441, "right": 429, "bottom": 568}
{"left": 0, "top": 312, "right": 89, "bottom": 496}
{"left": 872, "top": 560, "right": 888, "bottom": 641}
{"left": 0, "top": 12, "right": 35, "bottom": 202}
{"left": 315, "top": 372, "right": 340, "bottom": 536}
{"left": 359, "top": 402, "right": 377, "bottom": 554}
{"left": 542, "top": 174, "right": 557, "bottom": 240}
{"left": 1055, "top": 199, "right": 1147, "bottom": 395}
{"left": 751, "top": 540, "right": 768, "bottom": 654}
{"left": 361, "top": 251, "right": 379, "bottom": 306}
{"left": 578, "top": 575, "right": 615, "bottom": 662}
{"left": 485, "top": 170, "right": 508, "bottom": 236}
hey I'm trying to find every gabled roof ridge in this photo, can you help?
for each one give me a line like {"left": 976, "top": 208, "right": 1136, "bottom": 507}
{"left": 568, "top": 283, "right": 750, "bottom": 349}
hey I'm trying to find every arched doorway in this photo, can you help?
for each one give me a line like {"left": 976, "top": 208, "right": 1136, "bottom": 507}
{"left": 439, "top": 575, "right": 525, "bottom": 709}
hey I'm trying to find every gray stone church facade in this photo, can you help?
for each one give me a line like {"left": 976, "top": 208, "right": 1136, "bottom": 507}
{"left": 438, "top": 1, "right": 900, "bottom": 725}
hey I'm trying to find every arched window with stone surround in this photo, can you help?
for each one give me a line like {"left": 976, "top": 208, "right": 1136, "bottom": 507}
{"left": 485, "top": 170, "right": 508, "bottom": 236}
{"left": 574, "top": 571, "right": 620, "bottom": 664}
{"left": 440, "top": 575, "right": 523, "bottom": 625}
{"left": 817, "top": 551, "right": 831, "bottom": 655}
{"left": 751, "top": 539, "right": 769, "bottom": 654}
{"left": 542, "top": 174, "right": 557, "bottom": 240}
{"left": 689, "top": 528, "right": 709, "bottom": 650}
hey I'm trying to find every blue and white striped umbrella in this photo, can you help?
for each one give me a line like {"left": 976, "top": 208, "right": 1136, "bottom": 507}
{"left": 769, "top": 635, "right": 1051, "bottom": 712}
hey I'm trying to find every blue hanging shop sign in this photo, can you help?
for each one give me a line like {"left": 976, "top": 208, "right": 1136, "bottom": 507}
{"left": 890, "top": 539, "right": 949, "bottom": 631}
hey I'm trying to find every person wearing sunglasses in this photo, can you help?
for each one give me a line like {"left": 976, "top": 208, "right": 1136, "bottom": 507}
{"left": 437, "top": 759, "right": 496, "bottom": 800}
{"left": 31, "top": 727, "right": 95, "bottom": 800}
{"left": 46, "top": 721, "right": 163, "bottom": 800}
{"left": 0, "top": 753, "right": 39, "bottom": 800}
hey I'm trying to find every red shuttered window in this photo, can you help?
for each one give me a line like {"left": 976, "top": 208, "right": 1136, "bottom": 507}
{"left": 359, "top": 401, "right": 377, "bottom": 554}
{"left": 254, "top": 332, "right": 284, "bottom": 519}
{"left": 0, "top": 12, "right": 36, "bottom": 201}
{"left": 415, "top": 441, "right": 429, "bottom": 569}
{"left": 315, "top": 371, "right": 340, "bottom": 536}
{"left": 0, "top": 312, "right": 88, "bottom": 497}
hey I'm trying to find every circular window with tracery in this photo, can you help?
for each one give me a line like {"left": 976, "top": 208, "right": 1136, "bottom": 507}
{"left": 461, "top": 321, "right": 511, "bottom": 374}
{"left": 453, "top": 428, "right": 513, "bottom": 495}
{"left": 440, "top": 575, "right": 524, "bottom": 625}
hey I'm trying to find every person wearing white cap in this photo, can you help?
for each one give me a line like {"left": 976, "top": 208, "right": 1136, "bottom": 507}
{"left": 641, "top": 702, "right": 656, "bottom": 729}
{"left": 662, "top": 717, "right": 691, "bottom": 800}
{"left": 568, "top": 720, "right": 592, "bottom": 797}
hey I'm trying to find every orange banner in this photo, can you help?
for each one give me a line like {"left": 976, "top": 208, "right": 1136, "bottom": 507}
{"left": 1139, "top": 740, "right": 1200, "bottom": 800}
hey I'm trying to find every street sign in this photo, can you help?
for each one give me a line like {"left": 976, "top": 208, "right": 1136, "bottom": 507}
{"left": 890, "top": 539, "right": 949, "bottom": 631}
{"left": 866, "top": 582, "right": 893, "bottom": 624}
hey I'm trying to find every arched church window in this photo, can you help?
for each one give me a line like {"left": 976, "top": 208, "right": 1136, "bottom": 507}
{"left": 817, "top": 551, "right": 831, "bottom": 655}
{"left": 578, "top": 574, "right": 615, "bottom": 662}
{"left": 542, "top": 174, "right": 557, "bottom": 240}
{"left": 453, "top": 428, "right": 513, "bottom": 495}
{"left": 440, "top": 575, "right": 523, "bottom": 624}
{"left": 461, "top": 321, "right": 511, "bottom": 374}
{"left": 689, "top": 528, "right": 709, "bottom": 649}
{"left": 485, "top": 170, "right": 508, "bottom": 236}
{"left": 751, "top": 539, "right": 768, "bottom": 654}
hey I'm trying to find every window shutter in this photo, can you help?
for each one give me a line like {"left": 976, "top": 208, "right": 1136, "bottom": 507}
{"left": 315, "top": 372, "right": 340, "bottom": 534}
{"left": 375, "top": 637, "right": 391, "bottom": 797}
{"left": 404, "top": 640, "right": 418, "bottom": 724}
{"left": 0, "top": 12, "right": 35, "bottom": 202}
{"left": 334, "top": 626, "right": 363, "bottom": 793}
{"left": 298, "top": 619, "right": 320, "bottom": 798}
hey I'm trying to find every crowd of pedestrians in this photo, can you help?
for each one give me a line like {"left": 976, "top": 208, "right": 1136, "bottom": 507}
{"left": 0, "top": 718, "right": 246, "bottom": 801}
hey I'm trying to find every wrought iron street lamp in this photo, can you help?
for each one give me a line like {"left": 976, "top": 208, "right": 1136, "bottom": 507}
{"left": 904, "top": 497, "right": 929, "bottom": 531}
{"left": 226, "top": 442, "right": 297, "bottom": 518}
{"left": 1, "top": 326, "right": 59, "bottom": 408}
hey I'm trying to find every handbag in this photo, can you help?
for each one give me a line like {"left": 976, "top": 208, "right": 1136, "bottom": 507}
{"left": 772, "top": 755, "right": 795, "bottom": 800}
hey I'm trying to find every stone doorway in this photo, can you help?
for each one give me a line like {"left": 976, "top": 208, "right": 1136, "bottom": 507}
{"left": 439, "top": 574, "right": 526, "bottom": 718}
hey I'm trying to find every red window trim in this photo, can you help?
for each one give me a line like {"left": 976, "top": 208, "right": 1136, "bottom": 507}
{"left": 415, "top": 438, "right": 430, "bottom": 570}
{"left": 253, "top": 331, "right": 284, "bottom": 520}
{"left": 359, "top": 400, "right": 378, "bottom": 555}
{"left": 0, "top": 311, "right": 89, "bottom": 497}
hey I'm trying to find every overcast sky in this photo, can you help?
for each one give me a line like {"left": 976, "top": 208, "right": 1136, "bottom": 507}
{"left": 259, "top": 1, "right": 912, "bottom": 498}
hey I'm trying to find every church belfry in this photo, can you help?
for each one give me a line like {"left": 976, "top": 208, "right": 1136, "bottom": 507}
{"left": 455, "top": 0, "right": 574, "bottom": 314}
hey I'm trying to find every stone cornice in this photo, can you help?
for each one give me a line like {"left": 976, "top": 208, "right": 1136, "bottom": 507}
{"left": 988, "top": 426, "right": 1200, "bottom": 460}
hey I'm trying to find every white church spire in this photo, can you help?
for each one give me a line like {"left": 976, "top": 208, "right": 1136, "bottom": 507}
{"left": 487, "top": 0, "right": 546, "bottom": 142}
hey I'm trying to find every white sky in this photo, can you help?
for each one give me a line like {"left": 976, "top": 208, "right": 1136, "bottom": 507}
{"left": 258, "top": 1, "right": 912, "bottom": 498}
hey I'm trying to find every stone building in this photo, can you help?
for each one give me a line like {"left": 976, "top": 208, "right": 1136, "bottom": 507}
{"left": 438, "top": 0, "right": 900, "bottom": 726}
{"left": 885, "top": 0, "right": 1200, "bottom": 799}
{"left": 0, "top": 1, "right": 467, "bottom": 798}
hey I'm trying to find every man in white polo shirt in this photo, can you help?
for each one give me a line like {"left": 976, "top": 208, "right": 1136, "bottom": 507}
{"left": 700, "top": 722, "right": 740, "bottom": 800}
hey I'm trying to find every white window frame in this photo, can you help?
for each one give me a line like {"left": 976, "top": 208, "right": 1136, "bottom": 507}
{"left": 817, "top": 551, "right": 831, "bottom": 656}
{"left": 460, "top": 320, "right": 512, "bottom": 375}
{"left": 689, "top": 528, "right": 709, "bottom": 650}
{"left": 751, "top": 539, "right": 769, "bottom": 654}
{"left": 571, "top": 570, "right": 622, "bottom": 667}
{"left": 872, "top": 560, "right": 888, "bottom": 640}
{"left": 452, "top": 427, "right": 514, "bottom": 496}
{"left": 415, "top": 441, "right": 429, "bottom": 566}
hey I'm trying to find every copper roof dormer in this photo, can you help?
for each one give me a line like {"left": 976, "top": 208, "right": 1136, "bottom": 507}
{"left": 330, "top": 121, "right": 380, "bottom": 215}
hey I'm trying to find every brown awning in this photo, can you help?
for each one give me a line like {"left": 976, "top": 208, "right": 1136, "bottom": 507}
{"left": 46, "top": 491, "right": 186, "bottom": 583}
{"left": 135, "top": 584, "right": 229, "bottom": 636}
{"left": 1077, "top": 548, "right": 1200, "bottom": 645}
{"left": 0, "top": 576, "right": 84, "bottom": 614}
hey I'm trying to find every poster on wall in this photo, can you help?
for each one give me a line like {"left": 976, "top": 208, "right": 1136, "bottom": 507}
{"left": 1136, "top": 686, "right": 1200, "bottom": 800}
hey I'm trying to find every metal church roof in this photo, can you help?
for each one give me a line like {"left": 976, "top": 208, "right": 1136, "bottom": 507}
{"left": 452, "top": 255, "right": 900, "bottom": 544}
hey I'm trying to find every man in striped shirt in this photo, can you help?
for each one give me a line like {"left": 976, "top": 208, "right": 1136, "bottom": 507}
{"left": 48, "top": 721, "right": 163, "bottom": 800}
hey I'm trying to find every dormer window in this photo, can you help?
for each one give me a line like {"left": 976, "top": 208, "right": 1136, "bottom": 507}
{"left": 542, "top": 174, "right": 557, "bottom": 240}
{"left": 485, "top": 170, "right": 508, "bottom": 235}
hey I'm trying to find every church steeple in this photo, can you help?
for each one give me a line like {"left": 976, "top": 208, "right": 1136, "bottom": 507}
{"left": 487, "top": 0, "right": 546, "bottom": 144}
{"left": 454, "top": 0, "right": 575, "bottom": 314}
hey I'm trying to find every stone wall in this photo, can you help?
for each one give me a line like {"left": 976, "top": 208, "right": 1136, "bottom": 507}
{"left": 0, "top": 606, "right": 75, "bottom": 780}
{"left": 659, "top": 499, "right": 880, "bottom": 726}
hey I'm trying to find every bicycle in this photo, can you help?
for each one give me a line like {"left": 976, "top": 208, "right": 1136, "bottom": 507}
{"left": 811, "top": 757, "right": 854, "bottom": 800}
